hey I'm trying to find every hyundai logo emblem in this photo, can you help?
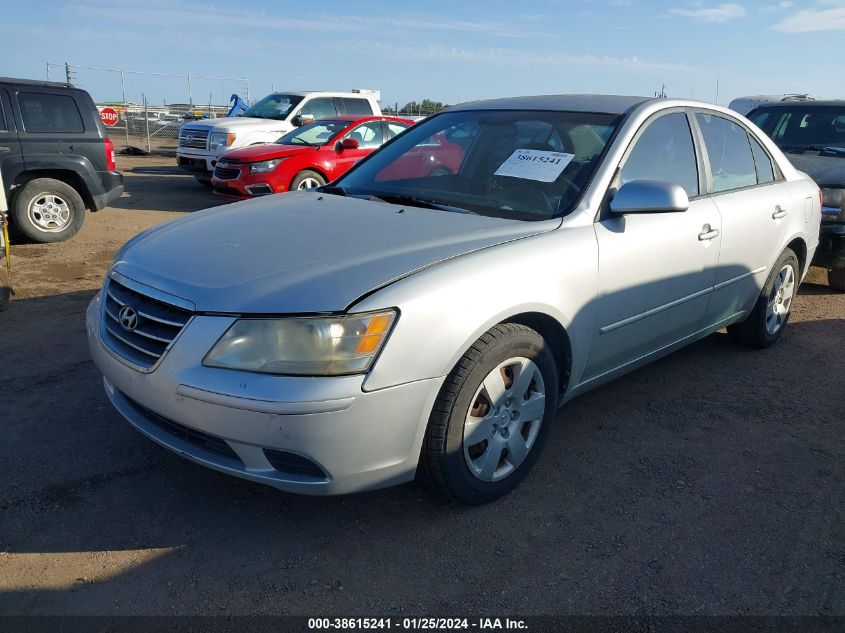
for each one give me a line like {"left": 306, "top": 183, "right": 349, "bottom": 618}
{"left": 118, "top": 305, "right": 139, "bottom": 332}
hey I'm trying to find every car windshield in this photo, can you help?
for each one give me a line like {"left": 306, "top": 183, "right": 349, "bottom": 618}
{"left": 277, "top": 120, "right": 351, "bottom": 146}
{"left": 331, "top": 109, "right": 621, "bottom": 221}
{"left": 749, "top": 105, "right": 845, "bottom": 153}
{"left": 242, "top": 94, "right": 304, "bottom": 121}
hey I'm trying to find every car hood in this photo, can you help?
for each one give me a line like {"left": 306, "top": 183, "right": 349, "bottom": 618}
{"left": 219, "top": 144, "right": 318, "bottom": 163}
{"left": 785, "top": 152, "right": 845, "bottom": 188}
{"left": 186, "top": 116, "right": 290, "bottom": 133}
{"left": 112, "top": 192, "right": 555, "bottom": 313}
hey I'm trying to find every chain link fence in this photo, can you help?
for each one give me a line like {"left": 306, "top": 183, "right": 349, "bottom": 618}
{"left": 47, "top": 62, "right": 449, "bottom": 154}
{"left": 47, "top": 62, "right": 248, "bottom": 155}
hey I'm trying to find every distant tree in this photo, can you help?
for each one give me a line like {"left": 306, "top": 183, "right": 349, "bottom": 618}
{"left": 384, "top": 99, "right": 449, "bottom": 116}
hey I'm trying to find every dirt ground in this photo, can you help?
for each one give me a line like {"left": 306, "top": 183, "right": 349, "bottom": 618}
{"left": 0, "top": 155, "right": 843, "bottom": 616}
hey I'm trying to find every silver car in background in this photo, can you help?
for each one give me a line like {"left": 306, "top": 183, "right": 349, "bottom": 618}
{"left": 87, "top": 95, "right": 821, "bottom": 504}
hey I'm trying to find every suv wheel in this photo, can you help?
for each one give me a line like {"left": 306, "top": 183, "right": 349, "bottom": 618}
{"left": 12, "top": 178, "right": 86, "bottom": 243}
{"left": 829, "top": 267, "right": 845, "bottom": 292}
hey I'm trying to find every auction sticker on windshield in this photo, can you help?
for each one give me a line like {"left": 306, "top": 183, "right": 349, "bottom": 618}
{"left": 494, "top": 149, "right": 575, "bottom": 182}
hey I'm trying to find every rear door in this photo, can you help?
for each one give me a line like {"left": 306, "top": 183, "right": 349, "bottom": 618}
{"left": 692, "top": 111, "right": 791, "bottom": 325}
{"left": 584, "top": 110, "right": 722, "bottom": 380}
{"left": 0, "top": 88, "right": 23, "bottom": 211}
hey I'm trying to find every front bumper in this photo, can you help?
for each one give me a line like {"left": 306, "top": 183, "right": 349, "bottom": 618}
{"left": 86, "top": 293, "right": 442, "bottom": 495}
{"left": 176, "top": 148, "right": 217, "bottom": 176}
{"left": 811, "top": 223, "right": 845, "bottom": 269}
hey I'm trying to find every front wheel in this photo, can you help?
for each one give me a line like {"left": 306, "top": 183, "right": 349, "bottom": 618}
{"left": 291, "top": 170, "right": 326, "bottom": 191}
{"left": 727, "top": 247, "right": 799, "bottom": 348}
{"left": 419, "top": 323, "right": 558, "bottom": 504}
{"left": 11, "top": 178, "right": 86, "bottom": 243}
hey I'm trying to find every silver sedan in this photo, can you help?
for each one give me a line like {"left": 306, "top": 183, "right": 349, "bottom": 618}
{"left": 87, "top": 95, "right": 821, "bottom": 504}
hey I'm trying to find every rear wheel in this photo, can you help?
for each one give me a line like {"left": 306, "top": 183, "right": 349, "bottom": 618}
{"left": 727, "top": 248, "right": 798, "bottom": 348}
{"left": 291, "top": 170, "right": 326, "bottom": 191}
{"left": 419, "top": 323, "right": 558, "bottom": 504}
{"left": 829, "top": 267, "right": 845, "bottom": 292}
{"left": 11, "top": 178, "right": 86, "bottom": 243}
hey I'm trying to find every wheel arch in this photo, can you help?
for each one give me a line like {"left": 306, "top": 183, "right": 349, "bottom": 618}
{"left": 13, "top": 170, "right": 94, "bottom": 211}
{"left": 290, "top": 166, "right": 329, "bottom": 189}
{"left": 785, "top": 236, "right": 807, "bottom": 277}
{"left": 503, "top": 311, "right": 572, "bottom": 397}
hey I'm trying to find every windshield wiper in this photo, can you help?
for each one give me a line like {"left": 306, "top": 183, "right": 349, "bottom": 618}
{"left": 787, "top": 144, "right": 845, "bottom": 156}
{"left": 317, "top": 185, "right": 348, "bottom": 196}
{"left": 365, "top": 193, "right": 476, "bottom": 215}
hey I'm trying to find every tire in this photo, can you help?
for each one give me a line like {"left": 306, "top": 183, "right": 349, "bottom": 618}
{"left": 195, "top": 177, "right": 213, "bottom": 188}
{"left": 419, "top": 323, "right": 559, "bottom": 504}
{"left": 727, "top": 248, "right": 799, "bottom": 348}
{"left": 11, "top": 178, "right": 86, "bottom": 243}
{"left": 290, "top": 170, "right": 326, "bottom": 191}
{"left": 828, "top": 267, "right": 845, "bottom": 292}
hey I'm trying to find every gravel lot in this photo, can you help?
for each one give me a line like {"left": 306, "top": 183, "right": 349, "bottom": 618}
{"left": 0, "top": 156, "right": 843, "bottom": 616}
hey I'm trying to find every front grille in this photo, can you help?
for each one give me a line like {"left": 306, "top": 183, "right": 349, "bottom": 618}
{"left": 125, "top": 395, "right": 242, "bottom": 463}
{"left": 101, "top": 277, "right": 192, "bottom": 369}
{"left": 178, "top": 127, "right": 209, "bottom": 149}
{"left": 213, "top": 164, "right": 241, "bottom": 180}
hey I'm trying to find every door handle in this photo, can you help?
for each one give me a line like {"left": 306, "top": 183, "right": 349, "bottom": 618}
{"left": 698, "top": 224, "right": 720, "bottom": 241}
{"left": 772, "top": 206, "right": 787, "bottom": 219}
{"left": 0, "top": 146, "right": 9, "bottom": 153}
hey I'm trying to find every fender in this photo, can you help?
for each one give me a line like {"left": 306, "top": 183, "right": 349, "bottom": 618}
{"left": 16, "top": 152, "right": 103, "bottom": 201}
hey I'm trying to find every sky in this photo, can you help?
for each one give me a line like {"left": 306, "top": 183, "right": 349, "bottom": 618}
{"left": 1, "top": 0, "right": 844, "bottom": 108}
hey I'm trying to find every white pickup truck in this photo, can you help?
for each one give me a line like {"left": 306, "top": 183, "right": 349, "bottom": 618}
{"left": 176, "top": 90, "right": 381, "bottom": 185}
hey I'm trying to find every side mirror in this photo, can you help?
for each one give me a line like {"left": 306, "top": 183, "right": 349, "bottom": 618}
{"left": 292, "top": 113, "right": 315, "bottom": 127}
{"left": 337, "top": 138, "right": 360, "bottom": 151}
{"left": 610, "top": 180, "right": 689, "bottom": 214}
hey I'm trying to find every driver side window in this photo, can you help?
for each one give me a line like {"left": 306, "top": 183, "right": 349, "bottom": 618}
{"left": 621, "top": 112, "right": 699, "bottom": 197}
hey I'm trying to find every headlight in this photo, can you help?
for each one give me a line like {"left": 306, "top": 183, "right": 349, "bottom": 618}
{"left": 209, "top": 132, "right": 236, "bottom": 151}
{"left": 249, "top": 158, "right": 283, "bottom": 174}
{"left": 203, "top": 310, "right": 397, "bottom": 376}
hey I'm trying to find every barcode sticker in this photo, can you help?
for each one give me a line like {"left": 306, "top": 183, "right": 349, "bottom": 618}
{"left": 494, "top": 149, "right": 575, "bottom": 182}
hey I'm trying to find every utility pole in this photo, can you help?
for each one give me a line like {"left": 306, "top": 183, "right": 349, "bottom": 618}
{"left": 65, "top": 62, "right": 73, "bottom": 86}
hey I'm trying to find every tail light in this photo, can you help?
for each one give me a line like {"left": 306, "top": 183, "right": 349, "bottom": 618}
{"left": 103, "top": 138, "right": 116, "bottom": 171}
{"left": 819, "top": 188, "right": 823, "bottom": 209}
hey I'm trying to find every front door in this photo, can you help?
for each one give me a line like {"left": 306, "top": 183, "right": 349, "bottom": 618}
{"left": 0, "top": 88, "right": 23, "bottom": 212}
{"left": 584, "top": 110, "right": 721, "bottom": 381}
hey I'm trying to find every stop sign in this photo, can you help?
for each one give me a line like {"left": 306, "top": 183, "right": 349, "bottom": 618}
{"left": 100, "top": 107, "right": 119, "bottom": 126}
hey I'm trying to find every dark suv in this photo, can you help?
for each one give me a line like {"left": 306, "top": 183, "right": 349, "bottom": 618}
{"left": 0, "top": 77, "right": 124, "bottom": 243}
{"left": 748, "top": 101, "right": 845, "bottom": 291}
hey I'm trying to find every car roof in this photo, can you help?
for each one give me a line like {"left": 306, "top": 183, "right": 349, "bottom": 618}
{"left": 448, "top": 94, "right": 653, "bottom": 115}
{"left": 321, "top": 115, "right": 412, "bottom": 124}
{"left": 268, "top": 91, "right": 378, "bottom": 98}
{"left": 0, "top": 76, "right": 73, "bottom": 89}
{"left": 749, "top": 100, "right": 845, "bottom": 109}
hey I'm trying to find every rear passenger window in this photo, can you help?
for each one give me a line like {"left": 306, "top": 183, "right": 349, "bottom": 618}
{"left": 0, "top": 100, "right": 7, "bottom": 132}
{"left": 749, "top": 135, "right": 775, "bottom": 184}
{"left": 386, "top": 122, "right": 409, "bottom": 139}
{"left": 341, "top": 98, "right": 373, "bottom": 115}
{"left": 621, "top": 112, "right": 699, "bottom": 197}
{"left": 18, "top": 92, "right": 84, "bottom": 133}
{"left": 695, "top": 113, "right": 757, "bottom": 193}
